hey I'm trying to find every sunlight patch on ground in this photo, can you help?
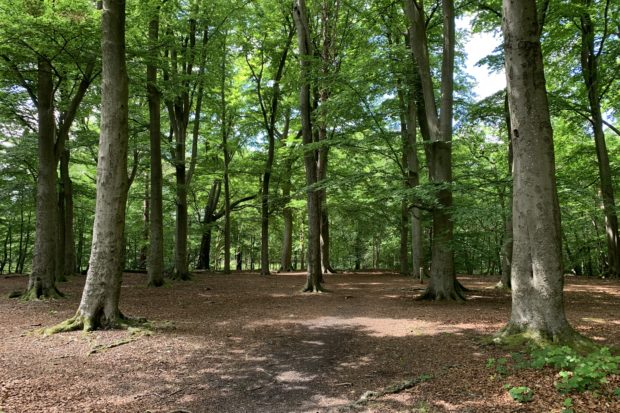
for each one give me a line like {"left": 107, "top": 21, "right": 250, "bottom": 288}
{"left": 249, "top": 316, "right": 493, "bottom": 338}
{"left": 275, "top": 370, "right": 316, "bottom": 383}
{"left": 299, "top": 395, "right": 352, "bottom": 412}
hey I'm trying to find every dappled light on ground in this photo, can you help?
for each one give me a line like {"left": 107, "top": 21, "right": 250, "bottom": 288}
{"left": 0, "top": 272, "right": 618, "bottom": 412}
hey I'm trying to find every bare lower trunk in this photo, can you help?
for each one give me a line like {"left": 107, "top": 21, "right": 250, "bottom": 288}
{"left": 61, "top": 150, "right": 76, "bottom": 277}
{"left": 399, "top": 200, "right": 409, "bottom": 275}
{"left": 55, "top": 0, "right": 129, "bottom": 330}
{"left": 147, "top": 10, "right": 164, "bottom": 287}
{"left": 280, "top": 208, "right": 293, "bottom": 271}
{"left": 499, "top": 94, "right": 513, "bottom": 289}
{"left": 24, "top": 57, "right": 61, "bottom": 300}
{"left": 500, "top": 0, "right": 574, "bottom": 341}
{"left": 294, "top": 0, "right": 323, "bottom": 292}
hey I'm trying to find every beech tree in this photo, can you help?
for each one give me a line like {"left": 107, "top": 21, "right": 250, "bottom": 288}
{"left": 293, "top": 0, "right": 323, "bottom": 292}
{"left": 499, "top": 0, "right": 577, "bottom": 342}
{"left": 404, "top": 0, "right": 463, "bottom": 300}
{"left": 47, "top": 0, "right": 131, "bottom": 332}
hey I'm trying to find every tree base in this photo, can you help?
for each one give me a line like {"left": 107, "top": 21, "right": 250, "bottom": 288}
{"left": 19, "top": 286, "right": 64, "bottom": 301}
{"left": 417, "top": 280, "right": 466, "bottom": 302}
{"left": 493, "top": 323, "right": 596, "bottom": 353}
{"left": 170, "top": 271, "right": 192, "bottom": 281}
{"left": 147, "top": 278, "right": 165, "bottom": 288}
{"left": 301, "top": 281, "right": 327, "bottom": 293}
{"left": 42, "top": 312, "right": 149, "bottom": 335}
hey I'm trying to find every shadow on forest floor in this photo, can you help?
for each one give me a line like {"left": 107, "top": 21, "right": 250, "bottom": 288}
{"left": 0, "top": 272, "right": 619, "bottom": 412}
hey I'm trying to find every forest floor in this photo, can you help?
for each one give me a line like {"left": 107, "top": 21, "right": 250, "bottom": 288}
{"left": 0, "top": 271, "right": 619, "bottom": 413}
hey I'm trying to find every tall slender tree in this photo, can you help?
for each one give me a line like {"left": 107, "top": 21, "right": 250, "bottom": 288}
{"left": 146, "top": 0, "right": 164, "bottom": 287}
{"left": 294, "top": 0, "right": 323, "bottom": 292}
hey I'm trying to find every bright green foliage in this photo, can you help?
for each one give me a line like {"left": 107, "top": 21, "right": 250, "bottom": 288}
{"left": 505, "top": 385, "right": 534, "bottom": 403}
{"left": 530, "top": 346, "right": 620, "bottom": 393}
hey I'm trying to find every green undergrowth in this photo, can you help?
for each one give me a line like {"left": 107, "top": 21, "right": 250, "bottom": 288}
{"left": 486, "top": 345, "right": 620, "bottom": 404}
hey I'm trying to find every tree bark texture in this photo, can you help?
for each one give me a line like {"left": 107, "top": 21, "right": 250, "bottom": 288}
{"left": 147, "top": 6, "right": 164, "bottom": 287}
{"left": 24, "top": 57, "right": 61, "bottom": 299}
{"left": 404, "top": 0, "right": 461, "bottom": 300}
{"left": 579, "top": 2, "right": 620, "bottom": 277}
{"left": 294, "top": 0, "right": 323, "bottom": 292}
{"left": 499, "top": 93, "right": 513, "bottom": 289}
{"left": 70, "top": 0, "right": 129, "bottom": 330}
{"left": 280, "top": 155, "right": 295, "bottom": 271}
{"left": 501, "top": 0, "right": 574, "bottom": 341}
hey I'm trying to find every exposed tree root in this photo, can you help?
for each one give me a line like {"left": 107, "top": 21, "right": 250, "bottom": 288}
{"left": 42, "top": 313, "right": 149, "bottom": 335}
{"left": 20, "top": 286, "right": 64, "bottom": 301}
{"left": 88, "top": 328, "right": 152, "bottom": 355}
{"left": 339, "top": 375, "right": 431, "bottom": 411}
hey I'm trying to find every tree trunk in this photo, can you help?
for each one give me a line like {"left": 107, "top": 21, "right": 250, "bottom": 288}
{"left": 294, "top": 0, "right": 323, "bottom": 292}
{"left": 260, "top": 145, "right": 273, "bottom": 275}
{"left": 404, "top": 0, "right": 461, "bottom": 300}
{"left": 406, "top": 91, "right": 423, "bottom": 280}
{"left": 147, "top": 21, "right": 165, "bottom": 284}
{"left": 48, "top": 0, "right": 129, "bottom": 332}
{"left": 498, "top": 93, "right": 513, "bottom": 289}
{"left": 197, "top": 180, "right": 221, "bottom": 270}
{"left": 580, "top": 4, "right": 620, "bottom": 277}
{"left": 500, "top": 0, "right": 576, "bottom": 342}
{"left": 279, "top": 159, "right": 295, "bottom": 273}
{"left": 223, "top": 146, "right": 231, "bottom": 275}
{"left": 23, "top": 57, "right": 62, "bottom": 300}
{"left": 61, "top": 150, "right": 76, "bottom": 277}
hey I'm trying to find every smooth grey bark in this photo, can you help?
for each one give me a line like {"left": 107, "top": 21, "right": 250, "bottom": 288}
{"left": 60, "top": 149, "right": 76, "bottom": 277}
{"left": 500, "top": 0, "right": 575, "bottom": 341}
{"left": 294, "top": 0, "right": 323, "bottom": 292}
{"left": 147, "top": 5, "right": 164, "bottom": 287}
{"left": 579, "top": 1, "right": 620, "bottom": 277}
{"left": 498, "top": 93, "right": 513, "bottom": 289}
{"left": 47, "top": 0, "right": 130, "bottom": 332}
{"left": 404, "top": 0, "right": 462, "bottom": 300}
{"left": 24, "top": 57, "right": 62, "bottom": 299}
{"left": 405, "top": 85, "right": 423, "bottom": 279}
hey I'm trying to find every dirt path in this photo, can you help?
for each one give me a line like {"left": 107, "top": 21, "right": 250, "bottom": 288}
{"left": 0, "top": 272, "right": 618, "bottom": 412}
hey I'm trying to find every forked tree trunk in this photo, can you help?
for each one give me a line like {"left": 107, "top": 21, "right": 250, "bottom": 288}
{"left": 580, "top": 3, "right": 620, "bottom": 277}
{"left": 500, "top": 0, "right": 575, "bottom": 342}
{"left": 294, "top": 0, "right": 323, "bottom": 292}
{"left": 23, "top": 57, "right": 62, "bottom": 300}
{"left": 404, "top": 0, "right": 462, "bottom": 300}
{"left": 47, "top": 0, "right": 129, "bottom": 331}
{"left": 147, "top": 11, "right": 165, "bottom": 286}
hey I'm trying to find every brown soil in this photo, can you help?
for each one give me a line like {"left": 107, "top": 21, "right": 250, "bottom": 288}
{"left": 0, "top": 272, "right": 619, "bottom": 413}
